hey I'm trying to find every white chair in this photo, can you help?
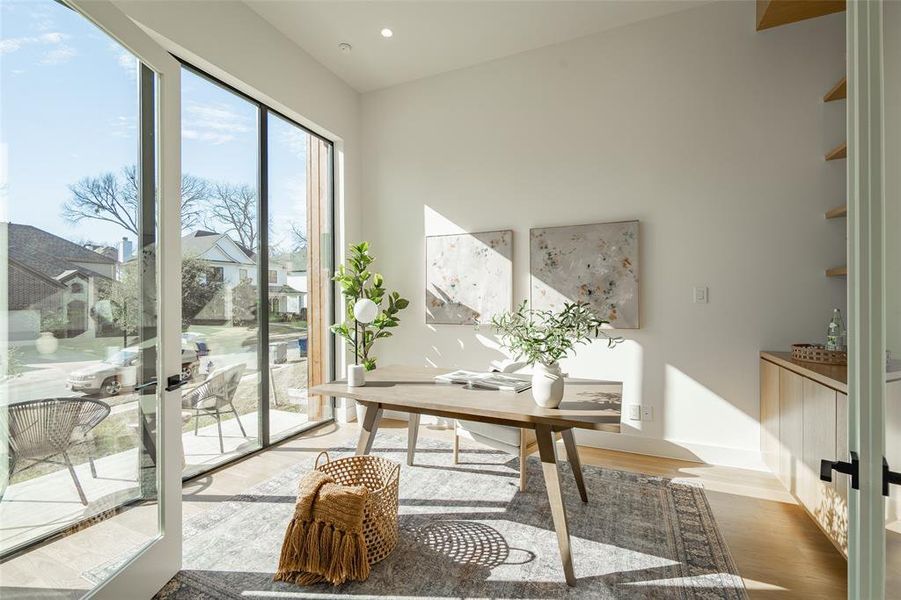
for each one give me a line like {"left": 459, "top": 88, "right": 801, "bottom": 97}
{"left": 406, "top": 417, "right": 568, "bottom": 492}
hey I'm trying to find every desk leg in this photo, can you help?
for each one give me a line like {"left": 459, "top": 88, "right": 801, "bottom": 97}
{"left": 561, "top": 429, "right": 588, "bottom": 503}
{"left": 356, "top": 403, "right": 383, "bottom": 456}
{"left": 536, "top": 424, "right": 576, "bottom": 586}
{"left": 407, "top": 413, "right": 420, "bottom": 466}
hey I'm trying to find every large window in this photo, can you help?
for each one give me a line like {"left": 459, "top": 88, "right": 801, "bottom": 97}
{"left": 178, "top": 65, "right": 333, "bottom": 476}
{"left": 267, "top": 112, "right": 332, "bottom": 440}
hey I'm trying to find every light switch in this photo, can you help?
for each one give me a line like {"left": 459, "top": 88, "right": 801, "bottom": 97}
{"left": 641, "top": 406, "right": 653, "bottom": 421}
{"left": 693, "top": 286, "right": 708, "bottom": 304}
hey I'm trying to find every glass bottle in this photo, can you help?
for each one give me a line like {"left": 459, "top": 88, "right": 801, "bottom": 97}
{"left": 826, "top": 308, "right": 846, "bottom": 351}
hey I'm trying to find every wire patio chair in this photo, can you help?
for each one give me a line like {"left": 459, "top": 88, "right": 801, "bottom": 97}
{"left": 3, "top": 397, "right": 111, "bottom": 505}
{"left": 181, "top": 363, "right": 248, "bottom": 453}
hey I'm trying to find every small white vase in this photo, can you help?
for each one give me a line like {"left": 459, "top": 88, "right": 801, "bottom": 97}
{"left": 531, "top": 361, "right": 565, "bottom": 408}
{"left": 347, "top": 364, "right": 366, "bottom": 387}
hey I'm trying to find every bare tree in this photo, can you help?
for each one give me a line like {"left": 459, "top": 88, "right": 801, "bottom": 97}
{"left": 63, "top": 165, "right": 209, "bottom": 235}
{"left": 290, "top": 221, "right": 307, "bottom": 251}
{"left": 204, "top": 183, "right": 258, "bottom": 251}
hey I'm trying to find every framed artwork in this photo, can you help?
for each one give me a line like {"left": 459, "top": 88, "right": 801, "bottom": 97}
{"left": 425, "top": 230, "right": 513, "bottom": 325}
{"left": 530, "top": 220, "right": 640, "bottom": 329}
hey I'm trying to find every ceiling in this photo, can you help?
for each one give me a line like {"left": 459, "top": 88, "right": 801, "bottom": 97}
{"left": 245, "top": 1, "right": 709, "bottom": 93}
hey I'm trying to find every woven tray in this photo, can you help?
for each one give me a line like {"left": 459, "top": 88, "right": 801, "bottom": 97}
{"left": 792, "top": 343, "right": 847, "bottom": 366}
{"left": 314, "top": 452, "right": 400, "bottom": 565}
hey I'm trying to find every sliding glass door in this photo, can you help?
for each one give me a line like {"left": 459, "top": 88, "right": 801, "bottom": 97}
{"left": 179, "top": 68, "right": 262, "bottom": 478}
{"left": 177, "top": 65, "right": 334, "bottom": 478}
{"left": 1, "top": 0, "right": 183, "bottom": 597}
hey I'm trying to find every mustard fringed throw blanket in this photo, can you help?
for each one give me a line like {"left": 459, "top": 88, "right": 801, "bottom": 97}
{"left": 274, "top": 470, "right": 371, "bottom": 586}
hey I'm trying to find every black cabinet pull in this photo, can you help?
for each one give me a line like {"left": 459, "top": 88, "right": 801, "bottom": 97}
{"left": 882, "top": 458, "right": 901, "bottom": 497}
{"left": 820, "top": 450, "right": 859, "bottom": 490}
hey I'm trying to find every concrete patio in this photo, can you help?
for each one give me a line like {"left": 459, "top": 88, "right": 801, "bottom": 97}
{"left": 0, "top": 408, "right": 310, "bottom": 556}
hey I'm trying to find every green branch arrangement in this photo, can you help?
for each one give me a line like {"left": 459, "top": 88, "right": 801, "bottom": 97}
{"left": 331, "top": 242, "right": 409, "bottom": 370}
{"left": 491, "top": 300, "right": 622, "bottom": 366}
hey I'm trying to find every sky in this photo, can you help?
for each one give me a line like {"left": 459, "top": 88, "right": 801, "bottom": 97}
{"left": 0, "top": 0, "right": 309, "bottom": 253}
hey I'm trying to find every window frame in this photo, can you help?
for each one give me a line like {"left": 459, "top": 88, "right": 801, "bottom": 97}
{"left": 177, "top": 59, "right": 336, "bottom": 475}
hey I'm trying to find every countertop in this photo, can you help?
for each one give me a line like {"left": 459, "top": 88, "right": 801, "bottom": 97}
{"left": 761, "top": 351, "right": 901, "bottom": 394}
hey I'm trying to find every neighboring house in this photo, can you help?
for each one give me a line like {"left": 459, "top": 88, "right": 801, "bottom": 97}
{"left": 7, "top": 223, "right": 118, "bottom": 341}
{"left": 273, "top": 249, "right": 308, "bottom": 318}
{"left": 181, "top": 230, "right": 305, "bottom": 323}
{"left": 181, "top": 230, "right": 256, "bottom": 323}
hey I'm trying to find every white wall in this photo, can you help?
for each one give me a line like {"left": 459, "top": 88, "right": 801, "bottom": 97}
{"left": 360, "top": 1, "right": 846, "bottom": 469}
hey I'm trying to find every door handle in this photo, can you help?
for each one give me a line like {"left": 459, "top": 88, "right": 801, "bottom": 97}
{"left": 165, "top": 373, "right": 189, "bottom": 392}
{"left": 134, "top": 379, "right": 158, "bottom": 391}
{"left": 820, "top": 450, "right": 859, "bottom": 490}
{"left": 136, "top": 375, "right": 188, "bottom": 392}
{"left": 882, "top": 457, "right": 901, "bottom": 497}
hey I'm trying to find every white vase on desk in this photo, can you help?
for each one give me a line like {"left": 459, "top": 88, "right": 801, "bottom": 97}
{"left": 531, "top": 361, "right": 565, "bottom": 408}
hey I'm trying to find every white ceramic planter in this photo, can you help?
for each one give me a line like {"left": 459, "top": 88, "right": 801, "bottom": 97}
{"left": 35, "top": 331, "right": 59, "bottom": 355}
{"left": 347, "top": 364, "right": 366, "bottom": 387}
{"left": 531, "top": 361, "right": 565, "bottom": 408}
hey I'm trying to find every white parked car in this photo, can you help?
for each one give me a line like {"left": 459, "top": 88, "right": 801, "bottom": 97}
{"left": 68, "top": 347, "right": 199, "bottom": 397}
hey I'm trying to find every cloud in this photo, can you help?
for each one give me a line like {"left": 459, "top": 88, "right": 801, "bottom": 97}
{"left": 0, "top": 31, "right": 67, "bottom": 54}
{"left": 117, "top": 51, "right": 135, "bottom": 70}
{"left": 0, "top": 30, "right": 75, "bottom": 64}
{"left": 110, "top": 115, "right": 136, "bottom": 139}
{"left": 182, "top": 101, "right": 253, "bottom": 145}
{"left": 277, "top": 125, "right": 308, "bottom": 160}
{"left": 40, "top": 44, "right": 76, "bottom": 65}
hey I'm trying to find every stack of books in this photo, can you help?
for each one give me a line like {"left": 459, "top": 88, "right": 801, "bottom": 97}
{"left": 435, "top": 370, "right": 531, "bottom": 393}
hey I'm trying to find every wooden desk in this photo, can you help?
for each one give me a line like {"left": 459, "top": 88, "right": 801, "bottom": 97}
{"left": 311, "top": 365, "right": 623, "bottom": 585}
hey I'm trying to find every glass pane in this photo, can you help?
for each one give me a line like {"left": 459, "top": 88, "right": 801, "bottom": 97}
{"left": 266, "top": 114, "right": 331, "bottom": 439}
{"left": 0, "top": 0, "right": 160, "bottom": 594}
{"left": 180, "top": 68, "right": 260, "bottom": 478}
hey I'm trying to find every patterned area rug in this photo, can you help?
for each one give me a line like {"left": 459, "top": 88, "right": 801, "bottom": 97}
{"left": 149, "top": 434, "right": 747, "bottom": 599}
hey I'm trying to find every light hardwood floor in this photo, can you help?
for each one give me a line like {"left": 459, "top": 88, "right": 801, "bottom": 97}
{"left": 1, "top": 419, "right": 847, "bottom": 599}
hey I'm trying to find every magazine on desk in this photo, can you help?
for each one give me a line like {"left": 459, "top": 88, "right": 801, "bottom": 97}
{"left": 435, "top": 370, "right": 531, "bottom": 393}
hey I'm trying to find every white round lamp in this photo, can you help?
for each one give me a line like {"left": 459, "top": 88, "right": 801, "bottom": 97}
{"left": 353, "top": 298, "right": 379, "bottom": 324}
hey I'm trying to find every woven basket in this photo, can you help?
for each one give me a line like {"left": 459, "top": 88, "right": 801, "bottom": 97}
{"left": 314, "top": 452, "right": 400, "bottom": 565}
{"left": 792, "top": 343, "right": 848, "bottom": 365}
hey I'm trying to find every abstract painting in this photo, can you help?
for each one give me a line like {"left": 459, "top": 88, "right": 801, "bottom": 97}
{"left": 530, "top": 220, "right": 639, "bottom": 329}
{"left": 426, "top": 230, "right": 513, "bottom": 325}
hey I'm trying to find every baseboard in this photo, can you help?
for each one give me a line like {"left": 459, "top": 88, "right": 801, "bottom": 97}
{"left": 391, "top": 412, "right": 767, "bottom": 472}
{"left": 573, "top": 430, "right": 768, "bottom": 472}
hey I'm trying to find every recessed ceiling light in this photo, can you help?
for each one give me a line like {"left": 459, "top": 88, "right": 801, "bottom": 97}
{"left": 380, "top": 28, "right": 393, "bottom": 38}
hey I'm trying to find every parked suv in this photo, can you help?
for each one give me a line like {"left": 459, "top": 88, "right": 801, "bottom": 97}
{"left": 68, "top": 347, "right": 199, "bottom": 397}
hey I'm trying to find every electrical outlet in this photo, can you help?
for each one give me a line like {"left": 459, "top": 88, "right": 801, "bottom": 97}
{"left": 693, "top": 286, "right": 708, "bottom": 304}
{"left": 641, "top": 406, "right": 653, "bottom": 421}
{"left": 627, "top": 404, "right": 641, "bottom": 421}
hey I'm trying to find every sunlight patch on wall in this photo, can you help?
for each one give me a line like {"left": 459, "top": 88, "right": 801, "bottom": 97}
{"left": 664, "top": 365, "right": 758, "bottom": 450}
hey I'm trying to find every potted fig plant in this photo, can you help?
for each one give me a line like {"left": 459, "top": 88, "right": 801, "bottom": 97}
{"left": 331, "top": 241, "right": 409, "bottom": 371}
{"left": 491, "top": 301, "right": 621, "bottom": 408}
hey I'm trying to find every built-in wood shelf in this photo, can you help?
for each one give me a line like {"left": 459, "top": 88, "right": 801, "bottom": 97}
{"left": 824, "top": 76, "right": 847, "bottom": 102}
{"left": 826, "top": 265, "right": 848, "bottom": 278}
{"left": 825, "top": 143, "right": 847, "bottom": 161}
{"left": 756, "top": 0, "right": 846, "bottom": 31}
{"left": 825, "top": 205, "right": 847, "bottom": 219}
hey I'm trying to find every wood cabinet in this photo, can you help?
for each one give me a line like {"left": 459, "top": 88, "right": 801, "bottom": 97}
{"left": 779, "top": 367, "right": 804, "bottom": 496}
{"left": 760, "top": 356, "right": 848, "bottom": 555}
{"left": 760, "top": 359, "right": 781, "bottom": 475}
